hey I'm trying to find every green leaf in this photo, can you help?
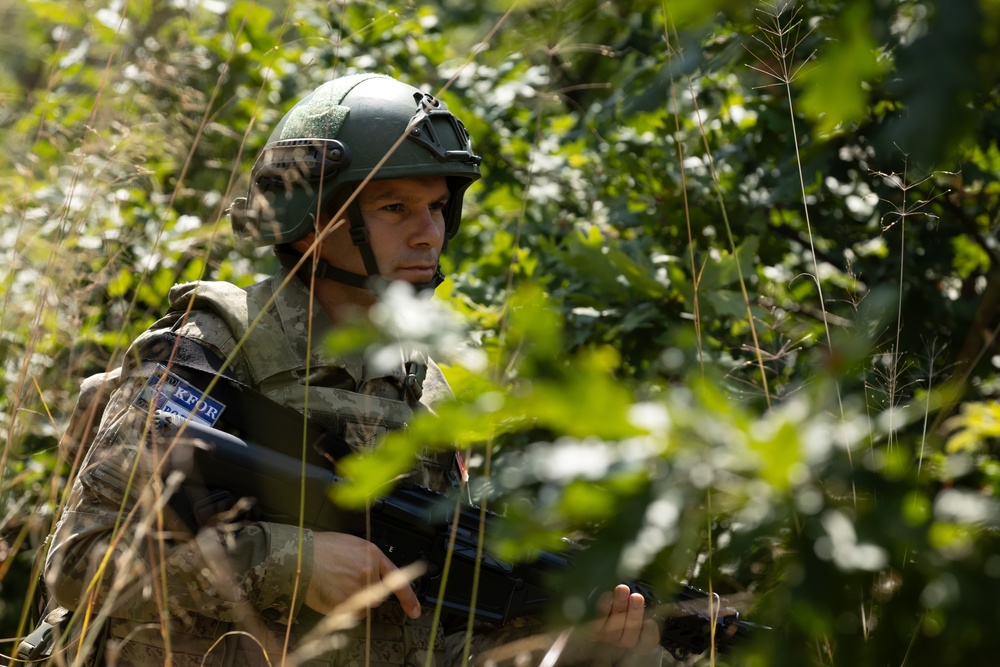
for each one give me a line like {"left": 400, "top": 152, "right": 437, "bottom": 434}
{"left": 107, "top": 268, "right": 133, "bottom": 298}
{"left": 505, "top": 283, "right": 563, "bottom": 363}
{"left": 797, "top": 2, "right": 888, "bottom": 135}
{"left": 562, "top": 227, "right": 667, "bottom": 299}
{"left": 695, "top": 236, "right": 760, "bottom": 291}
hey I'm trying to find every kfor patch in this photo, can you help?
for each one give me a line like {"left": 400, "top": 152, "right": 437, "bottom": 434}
{"left": 134, "top": 364, "right": 226, "bottom": 427}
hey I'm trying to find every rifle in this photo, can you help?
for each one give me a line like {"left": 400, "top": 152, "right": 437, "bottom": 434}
{"left": 153, "top": 410, "right": 756, "bottom": 661}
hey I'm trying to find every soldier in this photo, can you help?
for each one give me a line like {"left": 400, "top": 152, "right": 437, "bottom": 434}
{"left": 37, "top": 73, "right": 660, "bottom": 666}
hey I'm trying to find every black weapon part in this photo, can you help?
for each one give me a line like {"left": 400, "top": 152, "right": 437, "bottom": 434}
{"left": 152, "top": 410, "right": 760, "bottom": 657}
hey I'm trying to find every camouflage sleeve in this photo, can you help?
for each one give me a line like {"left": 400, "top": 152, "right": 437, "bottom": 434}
{"left": 44, "top": 370, "right": 315, "bottom": 626}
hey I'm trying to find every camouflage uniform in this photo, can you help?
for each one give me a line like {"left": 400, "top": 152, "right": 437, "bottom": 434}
{"left": 45, "top": 270, "right": 664, "bottom": 667}
{"left": 45, "top": 270, "right": 459, "bottom": 667}
{"left": 42, "top": 70, "right": 663, "bottom": 666}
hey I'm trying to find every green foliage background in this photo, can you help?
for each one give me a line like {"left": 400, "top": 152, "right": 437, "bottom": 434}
{"left": 3, "top": 0, "right": 1000, "bottom": 664}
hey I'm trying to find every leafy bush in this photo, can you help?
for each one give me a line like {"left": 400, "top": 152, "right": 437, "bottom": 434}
{"left": 3, "top": 0, "right": 1000, "bottom": 665}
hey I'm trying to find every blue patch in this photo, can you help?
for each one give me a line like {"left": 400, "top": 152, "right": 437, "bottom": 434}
{"left": 134, "top": 364, "right": 226, "bottom": 427}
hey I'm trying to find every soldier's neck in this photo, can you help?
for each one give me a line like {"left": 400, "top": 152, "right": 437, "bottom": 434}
{"left": 307, "top": 277, "right": 376, "bottom": 326}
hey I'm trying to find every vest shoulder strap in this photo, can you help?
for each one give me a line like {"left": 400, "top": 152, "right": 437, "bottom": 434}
{"left": 166, "top": 280, "right": 301, "bottom": 385}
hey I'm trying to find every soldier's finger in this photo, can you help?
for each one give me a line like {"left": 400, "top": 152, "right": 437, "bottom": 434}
{"left": 379, "top": 554, "right": 422, "bottom": 620}
{"left": 615, "top": 593, "right": 647, "bottom": 648}
{"left": 594, "top": 589, "right": 614, "bottom": 618}
{"left": 593, "top": 585, "right": 631, "bottom": 641}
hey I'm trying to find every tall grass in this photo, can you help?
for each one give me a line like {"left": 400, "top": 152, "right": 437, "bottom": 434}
{"left": 4, "top": 1, "right": 1000, "bottom": 666}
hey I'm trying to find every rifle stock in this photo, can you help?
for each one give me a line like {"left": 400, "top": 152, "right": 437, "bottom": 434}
{"left": 153, "top": 411, "right": 756, "bottom": 660}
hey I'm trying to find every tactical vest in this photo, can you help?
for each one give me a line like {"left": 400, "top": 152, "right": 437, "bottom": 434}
{"left": 143, "top": 270, "right": 457, "bottom": 491}
{"left": 170, "top": 275, "right": 412, "bottom": 446}
{"left": 120, "top": 271, "right": 457, "bottom": 667}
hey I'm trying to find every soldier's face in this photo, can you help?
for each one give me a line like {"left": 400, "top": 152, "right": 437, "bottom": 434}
{"left": 356, "top": 175, "right": 449, "bottom": 284}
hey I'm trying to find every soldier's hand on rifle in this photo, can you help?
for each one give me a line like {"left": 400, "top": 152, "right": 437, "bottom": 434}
{"left": 305, "top": 531, "right": 422, "bottom": 620}
{"left": 590, "top": 584, "right": 660, "bottom": 653}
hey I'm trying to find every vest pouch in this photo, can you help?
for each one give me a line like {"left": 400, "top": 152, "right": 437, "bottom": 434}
{"left": 266, "top": 385, "right": 414, "bottom": 454}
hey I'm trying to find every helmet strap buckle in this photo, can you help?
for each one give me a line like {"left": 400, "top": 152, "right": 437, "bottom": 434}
{"left": 349, "top": 226, "right": 369, "bottom": 246}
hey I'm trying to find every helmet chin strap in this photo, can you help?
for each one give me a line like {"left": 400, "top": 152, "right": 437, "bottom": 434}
{"left": 276, "top": 199, "right": 444, "bottom": 293}
{"left": 275, "top": 245, "right": 370, "bottom": 289}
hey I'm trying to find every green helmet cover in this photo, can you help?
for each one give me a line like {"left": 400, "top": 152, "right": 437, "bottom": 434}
{"left": 230, "top": 73, "right": 482, "bottom": 249}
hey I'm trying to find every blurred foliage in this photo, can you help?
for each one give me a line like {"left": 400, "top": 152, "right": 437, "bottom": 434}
{"left": 3, "top": 0, "right": 1000, "bottom": 665}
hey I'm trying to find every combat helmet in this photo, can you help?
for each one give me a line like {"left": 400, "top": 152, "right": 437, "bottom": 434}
{"left": 229, "top": 73, "right": 482, "bottom": 290}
